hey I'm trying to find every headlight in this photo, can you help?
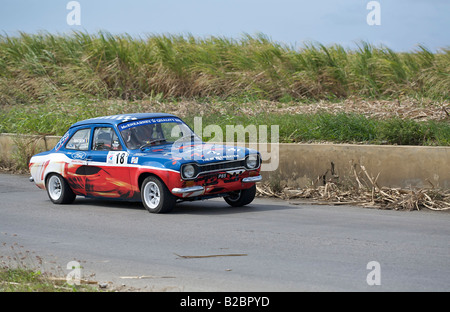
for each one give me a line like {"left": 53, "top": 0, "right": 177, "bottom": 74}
{"left": 246, "top": 154, "right": 259, "bottom": 169}
{"left": 182, "top": 164, "right": 196, "bottom": 179}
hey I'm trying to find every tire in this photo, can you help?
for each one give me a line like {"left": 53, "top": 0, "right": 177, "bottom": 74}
{"left": 224, "top": 185, "right": 256, "bottom": 207}
{"left": 46, "top": 173, "right": 76, "bottom": 204}
{"left": 141, "top": 176, "right": 176, "bottom": 213}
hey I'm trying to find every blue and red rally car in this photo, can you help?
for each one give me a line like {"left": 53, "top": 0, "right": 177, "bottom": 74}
{"left": 29, "top": 113, "right": 262, "bottom": 213}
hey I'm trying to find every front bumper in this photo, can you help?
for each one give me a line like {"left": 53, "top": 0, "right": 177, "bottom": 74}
{"left": 171, "top": 185, "right": 204, "bottom": 194}
{"left": 242, "top": 175, "right": 262, "bottom": 183}
{"left": 171, "top": 175, "right": 262, "bottom": 196}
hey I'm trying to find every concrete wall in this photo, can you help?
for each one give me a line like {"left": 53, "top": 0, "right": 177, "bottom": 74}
{"left": 0, "top": 133, "right": 61, "bottom": 165}
{"left": 1, "top": 133, "right": 448, "bottom": 189}
{"left": 261, "top": 143, "right": 449, "bottom": 189}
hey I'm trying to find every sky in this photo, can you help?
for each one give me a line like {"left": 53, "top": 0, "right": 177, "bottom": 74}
{"left": 1, "top": 0, "right": 449, "bottom": 51}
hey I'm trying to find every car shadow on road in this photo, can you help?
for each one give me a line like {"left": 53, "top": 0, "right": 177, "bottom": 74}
{"left": 71, "top": 198, "right": 143, "bottom": 209}
{"left": 171, "top": 198, "right": 297, "bottom": 215}
{"left": 71, "top": 197, "right": 298, "bottom": 215}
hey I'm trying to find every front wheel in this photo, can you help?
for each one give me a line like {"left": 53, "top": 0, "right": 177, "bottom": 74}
{"left": 141, "top": 176, "right": 176, "bottom": 213}
{"left": 224, "top": 185, "right": 256, "bottom": 207}
{"left": 46, "top": 173, "right": 76, "bottom": 204}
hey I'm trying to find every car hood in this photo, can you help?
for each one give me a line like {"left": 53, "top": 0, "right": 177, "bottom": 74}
{"left": 133, "top": 142, "right": 256, "bottom": 168}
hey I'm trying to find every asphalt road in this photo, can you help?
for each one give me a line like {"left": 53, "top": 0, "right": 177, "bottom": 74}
{"left": 1, "top": 173, "right": 449, "bottom": 292}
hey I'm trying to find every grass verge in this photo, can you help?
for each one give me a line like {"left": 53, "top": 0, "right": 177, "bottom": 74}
{"left": 0, "top": 267, "right": 99, "bottom": 292}
{"left": 193, "top": 112, "right": 450, "bottom": 146}
{"left": 0, "top": 241, "right": 100, "bottom": 292}
{"left": 1, "top": 99, "right": 449, "bottom": 146}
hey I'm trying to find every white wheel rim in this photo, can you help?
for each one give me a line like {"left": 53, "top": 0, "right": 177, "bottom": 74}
{"left": 143, "top": 181, "right": 160, "bottom": 209}
{"left": 48, "top": 175, "right": 62, "bottom": 201}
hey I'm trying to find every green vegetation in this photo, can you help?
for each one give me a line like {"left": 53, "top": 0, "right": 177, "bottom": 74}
{"left": 194, "top": 112, "right": 450, "bottom": 146}
{"left": 0, "top": 32, "right": 449, "bottom": 103}
{"left": 1, "top": 267, "right": 58, "bottom": 292}
{"left": 1, "top": 101, "right": 448, "bottom": 146}
{"left": 0, "top": 241, "right": 98, "bottom": 292}
{"left": 0, "top": 32, "right": 448, "bottom": 147}
{"left": 0, "top": 267, "right": 98, "bottom": 292}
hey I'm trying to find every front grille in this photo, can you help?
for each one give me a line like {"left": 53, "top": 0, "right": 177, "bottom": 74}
{"left": 181, "top": 155, "right": 260, "bottom": 180}
{"left": 198, "top": 160, "right": 246, "bottom": 174}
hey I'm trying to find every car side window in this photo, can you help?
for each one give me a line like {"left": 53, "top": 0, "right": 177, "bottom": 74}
{"left": 93, "top": 127, "right": 123, "bottom": 151}
{"left": 66, "top": 128, "right": 91, "bottom": 151}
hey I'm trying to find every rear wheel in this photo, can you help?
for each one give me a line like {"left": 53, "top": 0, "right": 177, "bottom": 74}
{"left": 141, "top": 176, "right": 176, "bottom": 213}
{"left": 46, "top": 173, "right": 76, "bottom": 204}
{"left": 224, "top": 185, "right": 256, "bottom": 207}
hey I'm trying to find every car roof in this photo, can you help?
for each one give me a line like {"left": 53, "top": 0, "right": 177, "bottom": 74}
{"left": 69, "top": 113, "right": 179, "bottom": 128}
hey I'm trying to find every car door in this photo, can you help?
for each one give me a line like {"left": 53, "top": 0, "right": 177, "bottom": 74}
{"left": 84, "top": 126, "right": 133, "bottom": 199}
{"left": 63, "top": 127, "right": 91, "bottom": 196}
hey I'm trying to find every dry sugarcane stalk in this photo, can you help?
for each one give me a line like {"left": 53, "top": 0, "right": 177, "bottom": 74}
{"left": 352, "top": 164, "right": 365, "bottom": 190}
{"left": 255, "top": 162, "right": 449, "bottom": 211}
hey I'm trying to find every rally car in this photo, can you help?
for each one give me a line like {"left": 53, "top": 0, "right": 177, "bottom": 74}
{"left": 29, "top": 113, "right": 262, "bottom": 213}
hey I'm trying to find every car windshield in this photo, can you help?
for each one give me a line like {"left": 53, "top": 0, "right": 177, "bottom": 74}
{"left": 118, "top": 117, "right": 200, "bottom": 150}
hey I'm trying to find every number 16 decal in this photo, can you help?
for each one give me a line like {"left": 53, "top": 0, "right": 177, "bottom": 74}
{"left": 107, "top": 151, "right": 129, "bottom": 165}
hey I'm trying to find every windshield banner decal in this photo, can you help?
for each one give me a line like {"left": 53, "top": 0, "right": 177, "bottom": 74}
{"left": 118, "top": 117, "right": 182, "bottom": 131}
